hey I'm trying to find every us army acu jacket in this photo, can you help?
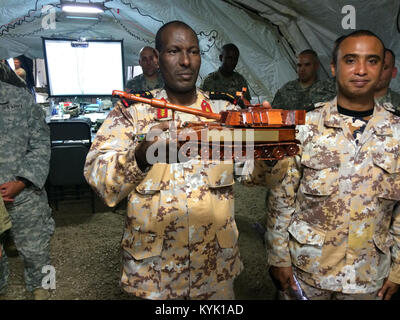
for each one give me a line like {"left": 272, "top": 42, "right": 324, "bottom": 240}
{"left": 0, "top": 81, "right": 50, "bottom": 189}
{"left": 125, "top": 71, "right": 164, "bottom": 92}
{"left": 201, "top": 69, "right": 251, "bottom": 102}
{"left": 265, "top": 98, "right": 400, "bottom": 294}
{"left": 84, "top": 88, "right": 243, "bottom": 299}
{"left": 272, "top": 79, "right": 318, "bottom": 111}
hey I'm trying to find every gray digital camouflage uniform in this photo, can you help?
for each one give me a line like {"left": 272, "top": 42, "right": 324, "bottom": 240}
{"left": 125, "top": 71, "right": 164, "bottom": 92}
{"left": 0, "top": 81, "right": 54, "bottom": 293}
{"left": 375, "top": 88, "right": 400, "bottom": 112}
{"left": 309, "top": 77, "right": 337, "bottom": 105}
{"left": 201, "top": 69, "right": 251, "bottom": 102}
{"left": 272, "top": 79, "right": 317, "bottom": 111}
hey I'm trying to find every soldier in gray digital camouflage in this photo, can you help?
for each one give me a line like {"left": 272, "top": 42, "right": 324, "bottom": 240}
{"left": 0, "top": 80, "right": 55, "bottom": 300}
{"left": 264, "top": 30, "right": 400, "bottom": 300}
{"left": 125, "top": 46, "right": 164, "bottom": 92}
{"left": 201, "top": 43, "right": 251, "bottom": 104}
{"left": 374, "top": 48, "right": 400, "bottom": 111}
{"left": 272, "top": 49, "right": 319, "bottom": 110}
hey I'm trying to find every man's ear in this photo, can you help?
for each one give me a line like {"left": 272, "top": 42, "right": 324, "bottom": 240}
{"left": 392, "top": 66, "right": 398, "bottom": 79}
{"left": 330, "top": 63, "right": 336, "bottom": 77}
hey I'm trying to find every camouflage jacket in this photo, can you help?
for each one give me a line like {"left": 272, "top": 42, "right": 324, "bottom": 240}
{"left": 375, "top": 88, "right": 400, "bottom": 113}
{"left": 201, "top": 69, "right": 251, "bottom": 101}
{"left": 309, "top": 77, "right": 337, "bottom": 105}
{"left": 0, "top": 81, "right": 50, "bottom": 189}
{"left": 125, "top": 71, "right": 164, "bottom": 92}
{"left": 84, "top": 88, "right": 243, "bottom": 299}
{"left": 272, "top": 79, "right": 317, "bottom": 111}
{"left": 265, "top": 98, "right": 400, "bottom": 294}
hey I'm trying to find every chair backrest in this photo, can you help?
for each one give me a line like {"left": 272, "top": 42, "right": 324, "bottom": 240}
{"left": 49, "top": 119, "right": 92, "bottom": 143}
{"left": 48, "top": 144, "right": 90, "bottom": 186}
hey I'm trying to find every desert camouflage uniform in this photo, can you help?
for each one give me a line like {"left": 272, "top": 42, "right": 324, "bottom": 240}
{"left": 0, "top": 81, "right": 54, "bottom": 293}
{"left": 201, "top": 69, "right": 251, "bottom": 102}
{"left": 309, "top": 77, "right": 337, "bottom": 105}
{"left": 265, "top": 98, "right": 400, "bottom": 295}
{"left": 272, "top": 79, "right": 317, "bottom": 111}
{"left": 375, "top": 88, "right": 400, "bottom": 113}
{"left": 84, "top": 88, "right": 243, "bottom": 299}
{"left": 0, "top": 60, "right": 27, "bottom": 88}
{"left": 125, "top": 71, "right": 164, "bottom": 92}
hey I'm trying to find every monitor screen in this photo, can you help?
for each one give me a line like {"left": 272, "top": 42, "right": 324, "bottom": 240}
{"left": 43, "top": 38, "right": 124, "bottom": 97}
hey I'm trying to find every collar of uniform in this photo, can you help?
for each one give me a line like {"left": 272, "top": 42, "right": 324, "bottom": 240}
{"left": 154, "top": 88, "right": 209, "bottom": 108}
{"left": 370, "top": 103, "right": 394, "bottom": 136}
{"left": 323, "top": 98, "right": 342, "bottom": 128}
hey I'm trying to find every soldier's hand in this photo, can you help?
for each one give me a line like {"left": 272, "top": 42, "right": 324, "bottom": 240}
{"left": 135, "top": 121, "right": 183, "bottom": 171}
{"left": 378, "top": 278, "right": 399, "bottom": 300}
{"left": 262, "top": 101, "right": 272, "bottom": 109}
{"left": 269, "top": 266, "right": 297, "bottom": 291}
{"left": 0, "top": 180, "right": 26, "bottom": 202}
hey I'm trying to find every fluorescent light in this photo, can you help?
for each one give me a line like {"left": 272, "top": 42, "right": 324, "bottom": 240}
{"left": 65, "top": 15, "right": 99, "bottom": 20}
{"left": 61, "top": 2, "right": 104, "bottom": 14}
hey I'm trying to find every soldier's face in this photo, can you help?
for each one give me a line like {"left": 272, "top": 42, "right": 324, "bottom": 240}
{"left": 139, "top": 48, "right": 158, "bottom": 77}
{"left": 297, "top": 54, "right": 318, "bottom": 83}
{"left": 220, "top": 49, "right": 239, "bottom": 73}
{"left": 158, "top": 25, "right": 201, "bottom": 94}
{"left": 375, "top": 51, "right": 397, "bottom": 92}
{"left": 331, "top": 35, "right": 384, "bottom": 99}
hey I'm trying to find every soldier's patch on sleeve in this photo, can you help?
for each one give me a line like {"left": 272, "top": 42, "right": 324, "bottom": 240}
{"left": 201, "top": 100, "right": 213, "bottom": 113}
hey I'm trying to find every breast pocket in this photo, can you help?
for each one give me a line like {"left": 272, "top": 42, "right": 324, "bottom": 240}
{"left": 372, "top": 142, "right": 400, "bottom": 202}
{"left": 300, "top": 147, "right": 340, "bottom": 197}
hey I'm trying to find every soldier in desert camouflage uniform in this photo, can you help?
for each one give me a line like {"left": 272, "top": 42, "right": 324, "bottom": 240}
{"left": 374, "top": 48, "right": 400, "bottom": 111}
{"left": 0, "top": 80, "right": 54, "bottom": 300}
{"left": 85, "top": 21, "right": 243, "bottom": 300}
{"left": 125, "top": 46, "right": 164, "bottom": 92}
{"left": 264, "top": 31, "right": 400, "bottom": 300}
{"left": 272, "top": 49, "right": 320, "bottom": 111}
{"left": 201, "top": 43, "right": 251, "bottom": 103}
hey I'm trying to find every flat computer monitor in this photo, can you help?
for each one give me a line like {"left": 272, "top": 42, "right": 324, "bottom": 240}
{"left": 42, "top": 38, "right": 124, "bottom": 97}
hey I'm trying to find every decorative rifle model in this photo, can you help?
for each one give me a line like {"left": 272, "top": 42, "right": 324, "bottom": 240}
{"left": 112, "top": 90, "right": 306, "bottom": 161}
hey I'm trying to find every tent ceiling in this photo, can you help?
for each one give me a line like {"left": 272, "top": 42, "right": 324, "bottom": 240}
{"left": 1, "top": 0, "right": 399, "bottom": 99}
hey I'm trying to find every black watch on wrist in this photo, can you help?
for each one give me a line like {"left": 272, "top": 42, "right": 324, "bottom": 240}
{"left": 16, "top": 176, "right": 32, "bottom": 187}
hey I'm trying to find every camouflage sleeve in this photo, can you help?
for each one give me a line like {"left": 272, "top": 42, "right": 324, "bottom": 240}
{"left": 271, "top": 89, "right": 284, "bottom": 109}
{"left": 241, "top": 77, "right": 251, "bottom": 101}
{"left": 389, "top": 203, "right": 400, "bottom": 284}
{"left": 200, "top": 75, "right": 212, "bottom": 92}
{"left": 16, "top": 96, "right": 50, "bottom": 189}
{"left": 266, "top": 155, "right": 302, "bottom": 267}
{"left": 84, "top": 101, "right": 147, "bottom": 207}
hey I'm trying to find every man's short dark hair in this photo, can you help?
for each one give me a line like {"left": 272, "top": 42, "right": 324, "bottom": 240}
{"left": 155, "top": 20, "right": 198, "bottom": 53}
{"left": 299, "top": 49, "right": 318, "bottom": 60}
{"left": 332, "top": 30, "right": 385, "bottom": 65}
{"left": 221, "top": 43, "right": 239, "bottom": 56}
